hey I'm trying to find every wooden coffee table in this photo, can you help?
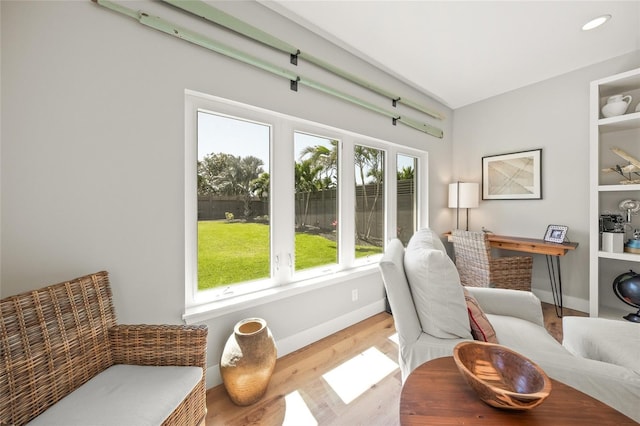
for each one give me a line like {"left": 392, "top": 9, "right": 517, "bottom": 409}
{"left": 400, "top": 357, "right": 636, "bottom": 425}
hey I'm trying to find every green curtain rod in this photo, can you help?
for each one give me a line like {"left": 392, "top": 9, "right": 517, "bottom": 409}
{"left": 160, "top": 0, "right": 445, "bottom": 121}
{"left": 93, "top": 0, "right": 443, "bottom": 138}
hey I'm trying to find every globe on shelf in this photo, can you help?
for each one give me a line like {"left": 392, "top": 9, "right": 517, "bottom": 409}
{"left": 612, "top": 270, "right": 640, "bottom": 323}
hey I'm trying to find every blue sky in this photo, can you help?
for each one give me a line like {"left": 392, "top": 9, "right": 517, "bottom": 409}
{"left": 197, "top": 110, "right": 416, "bottom": 179}
{"left": 198, "top": 111, "right": 335, "bottom": 173}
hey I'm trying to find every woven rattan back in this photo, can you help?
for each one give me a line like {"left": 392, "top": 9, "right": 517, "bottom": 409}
{"left": 0, "top": 271, "right": 116, "bottom": 425}
{"left": 451, "top": 230, "right": 492, "bottom": 287}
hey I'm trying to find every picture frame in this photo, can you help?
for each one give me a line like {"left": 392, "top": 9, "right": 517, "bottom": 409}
{"left": 482, "top": 149, "right": 542, "bottom": 200}
{"left": 544, "top": 224, "right": 568, "bottom": 243}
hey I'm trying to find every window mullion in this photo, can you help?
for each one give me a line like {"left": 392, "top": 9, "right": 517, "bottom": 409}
{"left": 386, "top": 147, "right": 398, "bottom": 245}
{"left": 419, "top": 152, "right": 429, "bottom": 229}
{"left": 338, "top": 137, "right": 356, "bottom": 268}
{"left": 271, "top": 120, "right": 296, "bottom": 284}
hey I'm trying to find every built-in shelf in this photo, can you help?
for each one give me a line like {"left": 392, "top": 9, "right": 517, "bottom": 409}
{"left": 598, "top": 184, "right": 640, "bottom": 192}
{"left": 598, "top": 111, "right": 640, "bottom": 133}
{"left": 597, "top": 251, "right": 640, "bottom": 261}
{"left": 590, "top": 66, "right": 640, "bottom": 319}
{"left": 597, "top": 305, "right": 630, "bottom": 321}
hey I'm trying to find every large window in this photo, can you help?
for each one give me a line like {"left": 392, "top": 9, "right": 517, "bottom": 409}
{"left": 185, "top": 91, "right": 428, "bottom": 309}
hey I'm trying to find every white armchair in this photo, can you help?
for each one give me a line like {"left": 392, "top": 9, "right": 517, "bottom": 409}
{"left": 378, "top": 232, "right": 545, "bottom": 382}
{"left": 379, "top": 229, "right": 640, "bottom": 422}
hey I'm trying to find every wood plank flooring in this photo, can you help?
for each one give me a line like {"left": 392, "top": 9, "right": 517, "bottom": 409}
{"left": 205, "top": 303, "right": 586, "bottom": 426}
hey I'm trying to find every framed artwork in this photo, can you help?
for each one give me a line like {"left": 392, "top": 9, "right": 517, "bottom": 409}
{"left": 482, "top": 149, "right": 542, "bottom": 200}
{"left": 544, "top": 225, "right": 568, "bottom": 243}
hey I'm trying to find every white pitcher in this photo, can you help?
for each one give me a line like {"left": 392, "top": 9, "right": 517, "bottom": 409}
{"left": 602, "top": 94, "right": 632, "bottom": 118}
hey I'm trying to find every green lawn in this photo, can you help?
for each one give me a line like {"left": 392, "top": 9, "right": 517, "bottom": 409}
{"left": 198, "top": 221, "right": 382, "bottom": 290}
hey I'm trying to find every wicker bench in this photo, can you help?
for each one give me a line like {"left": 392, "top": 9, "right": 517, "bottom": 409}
{"left": 0, "top": 271, "right": 208, "bottom": 425}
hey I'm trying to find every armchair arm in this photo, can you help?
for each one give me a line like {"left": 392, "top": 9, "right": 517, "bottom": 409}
{"left": 109, "top": 324, "right": 208, "bottom": 370}
{"left": 464, "top": 287, "right": 544, "bottom": 326}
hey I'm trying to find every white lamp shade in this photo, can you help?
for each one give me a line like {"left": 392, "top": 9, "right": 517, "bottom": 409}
{"left": 448, "top": 182, "right": 479, "bottom": 209}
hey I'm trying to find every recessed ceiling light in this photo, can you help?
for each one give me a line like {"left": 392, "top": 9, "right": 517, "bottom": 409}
{"left": 582, "top": 14, "right": 611, "bottom": 31}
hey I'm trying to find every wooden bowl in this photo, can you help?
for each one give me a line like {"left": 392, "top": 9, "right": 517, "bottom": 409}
{"left": 453, "top": 341, "right": 552, "bottom": 410}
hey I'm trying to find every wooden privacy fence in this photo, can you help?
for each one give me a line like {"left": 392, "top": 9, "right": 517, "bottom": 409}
{"left": 198, "top": 180, "right": 416, "bottom": 243}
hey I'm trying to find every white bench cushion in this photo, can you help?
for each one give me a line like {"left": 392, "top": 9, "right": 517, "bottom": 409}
{"left": 27, "top": 364, "right": 202, "bottom": 426}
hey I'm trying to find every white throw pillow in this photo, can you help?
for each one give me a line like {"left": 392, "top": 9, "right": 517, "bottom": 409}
{"left": 403, "top": 228, "right": 472, "bottom": 339}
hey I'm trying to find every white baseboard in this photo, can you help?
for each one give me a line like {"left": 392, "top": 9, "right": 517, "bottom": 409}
{"left": 532, "top": 289, "right": 589, "bottom": 313}
{"left": 205, "top": 299, "right": 386, "bottom": 389}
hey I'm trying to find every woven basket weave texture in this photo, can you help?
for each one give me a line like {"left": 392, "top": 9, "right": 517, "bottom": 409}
{"left": 0, "top": 271, "right": 207, "bottom": 425}
{"left": 452, "top": 230, "right": 533, "bottom": 291}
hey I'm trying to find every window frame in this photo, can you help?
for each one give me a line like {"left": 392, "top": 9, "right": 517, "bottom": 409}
{"left": 184, "top": 90, "right": 429, "bottom": 320}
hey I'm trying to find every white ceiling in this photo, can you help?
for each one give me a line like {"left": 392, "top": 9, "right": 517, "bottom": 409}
{"left": 264, "top": 1, "right": 640, "bottom": 109}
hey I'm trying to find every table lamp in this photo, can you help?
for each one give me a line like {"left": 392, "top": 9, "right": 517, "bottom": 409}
{"left": 448, "top": 182, "right": 479, "bottom": 230}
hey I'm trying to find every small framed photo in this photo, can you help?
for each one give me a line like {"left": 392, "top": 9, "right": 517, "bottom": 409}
{"left": 544, "top": 225, "right": 568, "bottom": 243}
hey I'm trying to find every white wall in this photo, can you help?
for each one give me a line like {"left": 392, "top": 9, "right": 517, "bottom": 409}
{"left": 0, "top": 1, "right": 452, "bottom": 387}
{"left": 453, "top": 51, "right": 640, "bottom": 311}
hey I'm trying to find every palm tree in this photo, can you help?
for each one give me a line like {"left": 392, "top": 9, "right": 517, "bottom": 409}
{"left": 251, "top": 172, "right": 270, "bottom": 199}
{"left": 299, "top": 140, "right": 338, "bottom": 189}
{"left": 397, "top": 166, "right": 414, "bottom": 181}
{"left": 354, "top": 146, "right": 384, "bottom": 242}
{"left": 295, "top": 159, "right": 323, "bottom": 229}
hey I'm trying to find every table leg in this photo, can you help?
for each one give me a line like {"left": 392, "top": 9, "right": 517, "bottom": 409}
{"left": 546, "top": 255, "right": 563, "bottom": 317}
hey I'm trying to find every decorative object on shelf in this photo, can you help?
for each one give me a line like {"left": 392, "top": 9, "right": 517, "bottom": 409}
{"left": 624, "top": 232, "right": 640, "bottom": 253}
{"left": 453, "top": 341, "right": 552, "bottom": 410}
{"left": 619, "top": 199, "right": 640, "bottom": 223}
{"left": 600, "top": 213, "right": 625, "bottom": 233}
{"left": 603, "top": 232, "right": 625, "bottom": 253}
{"left": 482, "top": 149, "right": 542, "bottom": 200}
{"left": 220, "top": 317, "right": 277, "bottom": 406}
{"left": 601, "top": 147, "right": 640, "bottom": 184}
{"left": 543, "top": 224, "right": 568, "bottom": 243}
{"left": 612, "top": 270, "right": 640, "bottom": 322}
{"left": 448, "top": 182, "right": 479, "bottom": 230}
{"left": 602, "top": 94, "right": 633, "bottom": 118}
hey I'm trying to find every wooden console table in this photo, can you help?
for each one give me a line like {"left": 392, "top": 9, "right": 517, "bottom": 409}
{"left": 400, "top": 357, "right": 635, "bottom": 425}
{"left": 446, "top": 232, "right": 578, "bottom": 317}
{"left": 482, "top": 234, "right": 578, "bottom": 257}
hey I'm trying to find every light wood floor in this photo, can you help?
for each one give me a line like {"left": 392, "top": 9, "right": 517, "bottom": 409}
{"left": 205, "top": 303, "right": 586, "bottom": 426}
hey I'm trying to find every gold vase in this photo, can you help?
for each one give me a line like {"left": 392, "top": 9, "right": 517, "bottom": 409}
{"left": 220, "top": 318, "right": 277, "bottom": 406}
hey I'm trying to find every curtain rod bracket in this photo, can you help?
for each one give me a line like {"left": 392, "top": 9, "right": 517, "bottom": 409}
{"left": 290, "top": 77, "right": 300, "bottom": 92}
{"left": 392, "top": 97, "right": 401, "bottom": 108}
{"left": 392, "top": 116, "right": 400, "bottom": 126}
{"left": 290, "top": 50, "right": 300, "bottom": 66}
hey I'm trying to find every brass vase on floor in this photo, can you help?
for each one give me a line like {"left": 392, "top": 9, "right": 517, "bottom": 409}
{"left": 220, "top": 317, "right": 277, "bottom": 406}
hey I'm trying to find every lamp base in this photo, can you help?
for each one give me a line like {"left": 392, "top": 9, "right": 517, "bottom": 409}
{"left": 623, "top": 309, "right": 640, "bottom": 323}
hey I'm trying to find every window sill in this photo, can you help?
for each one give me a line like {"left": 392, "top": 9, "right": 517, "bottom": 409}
{"left": 182, "top": 263, "right": 380, "bottom": 324}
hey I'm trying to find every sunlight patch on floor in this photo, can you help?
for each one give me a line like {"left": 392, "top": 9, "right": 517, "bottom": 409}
{"left": 322, "top": 347, "right": 399, "bottom": 404}
{"left": 283, "top": 390, "right": 318, "bottom": 426}
{"left": 388, "top": 333, "right": 399, "bottom": 345}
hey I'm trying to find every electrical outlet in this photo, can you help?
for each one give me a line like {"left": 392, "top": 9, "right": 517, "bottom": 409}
{"left": 351, "top": 289, "right": 358, "bottom": 302}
